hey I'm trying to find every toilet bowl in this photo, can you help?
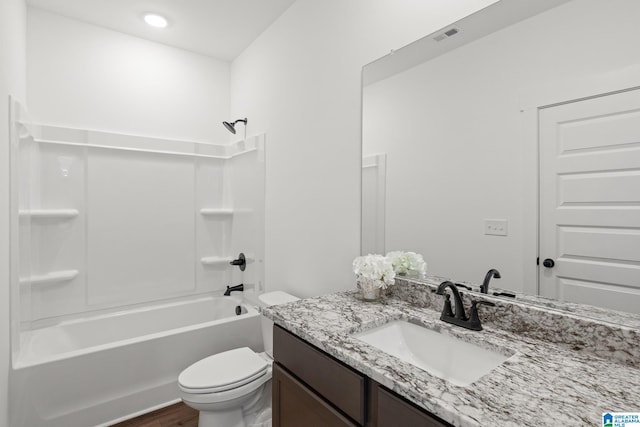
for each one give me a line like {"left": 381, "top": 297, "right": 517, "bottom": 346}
{"left": 179, "top": 291, "right": 298, "bottom": 427}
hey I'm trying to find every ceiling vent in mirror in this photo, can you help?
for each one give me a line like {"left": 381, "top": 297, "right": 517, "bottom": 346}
{"left": 433, "top": 28, "right": 460, "bottom": 42}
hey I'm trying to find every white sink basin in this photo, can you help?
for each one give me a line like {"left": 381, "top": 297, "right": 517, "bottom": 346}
{"left": 352, "top": 320, "right": 512, "bottom": 387}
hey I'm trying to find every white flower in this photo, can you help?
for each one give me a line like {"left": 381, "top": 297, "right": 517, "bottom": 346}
{"left": 386, "top": 251, "right": 427, "bottom": 276}
{"left": 352, "top": 254, "right": 396, "bottom": 288}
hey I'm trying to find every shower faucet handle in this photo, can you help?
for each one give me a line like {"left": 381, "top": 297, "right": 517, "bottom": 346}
{"left": 230, "top": 253, "right": 246, "bottom": 271}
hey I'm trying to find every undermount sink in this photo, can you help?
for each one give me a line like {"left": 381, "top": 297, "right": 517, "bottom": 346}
{"left": 352, "top": 320, "right": 512, "bottom": 387}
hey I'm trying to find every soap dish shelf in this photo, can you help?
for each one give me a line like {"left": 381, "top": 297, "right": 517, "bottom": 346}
{"left": 20, "top": 270, "right": 79, "bottom": 286}
{"left": 19, "top": 209, "right": 79, "bottom": 220}
{"left": 200, "top": 208, "right": 234, "bottom": 217}
{"left": 201, "top": 255, "right": 253, "bottom": 267}
{"left": 200, "top": 256, "right": 234, "bottom": 266}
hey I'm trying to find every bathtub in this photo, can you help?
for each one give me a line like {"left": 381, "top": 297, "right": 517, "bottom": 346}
{"left": 10, "top": 296, "right": 263, "bottom": 427}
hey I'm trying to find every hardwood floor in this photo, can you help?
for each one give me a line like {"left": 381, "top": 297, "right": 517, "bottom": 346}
{"left": 111, "top": 402, "right": 198, "bottom": 427}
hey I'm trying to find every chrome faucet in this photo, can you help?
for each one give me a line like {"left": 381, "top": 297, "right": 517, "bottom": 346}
{"left": 436, "top": 281, "right": 495, "bottom": 331}
{"left": 480, "top": 269, "right": 501, "bottom": 294}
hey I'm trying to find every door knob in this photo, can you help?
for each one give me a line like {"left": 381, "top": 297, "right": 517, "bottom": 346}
{"left": 542, "top": 258, "right": 555, "bottom": 268}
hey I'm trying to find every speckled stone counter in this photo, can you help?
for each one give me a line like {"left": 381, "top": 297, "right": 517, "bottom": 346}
{"left": 262, "top": 280, "right": 640, "bottom": 427}
{"left": 402, "top": 275, "right": 640, "bottom": 331}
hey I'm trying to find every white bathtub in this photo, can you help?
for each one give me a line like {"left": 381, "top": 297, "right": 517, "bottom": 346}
{"left": 10, "top": 296, "right": 263, "bottom": 427}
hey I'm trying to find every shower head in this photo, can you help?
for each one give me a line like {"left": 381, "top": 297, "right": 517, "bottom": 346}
{"left": 222, "top": 118, "right": 247, "bottom": 134}
{"left": 223, "top": 121, "right": 235, "bottom": 134}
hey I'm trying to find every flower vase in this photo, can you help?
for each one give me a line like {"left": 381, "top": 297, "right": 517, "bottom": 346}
{"left": 357, "top": 277, "right": 382, "bottom": 302}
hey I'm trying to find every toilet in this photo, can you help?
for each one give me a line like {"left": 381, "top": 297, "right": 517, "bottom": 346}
{"left": 178, "top": 291, "right": 299, "bottom": 427}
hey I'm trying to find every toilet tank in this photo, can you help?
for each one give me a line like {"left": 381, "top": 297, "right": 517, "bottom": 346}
{"left": 258, "top": 291, "right": 299, "bottom": 358}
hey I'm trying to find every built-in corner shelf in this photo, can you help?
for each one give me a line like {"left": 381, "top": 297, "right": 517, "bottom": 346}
{"left": 19, "top": 209, "right": 79, "bottom": 220}
{"left": 200, "top": 208, "right": 234, "bottom": 217}
{"left": 200, "top": 256, "right": 234, "bottom": 266}
{"left": 19, "top": 269, "right": 79, "bottom": 286}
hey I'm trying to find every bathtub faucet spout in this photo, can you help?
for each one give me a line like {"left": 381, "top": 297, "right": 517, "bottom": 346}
{"left": 224, "top": 283, "right": 244, "bottom": 296}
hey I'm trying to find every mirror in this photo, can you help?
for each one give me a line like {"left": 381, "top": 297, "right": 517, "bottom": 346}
{"left": 361, "top": 0, "right": 640, "bottom": 316}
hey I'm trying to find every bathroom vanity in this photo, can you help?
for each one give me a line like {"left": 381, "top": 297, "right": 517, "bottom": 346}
{"left": 272, "top": 325, "right": 450, "bottom": 426}
{"left": 264, "top": 278, "right": 640, "bottom": 426}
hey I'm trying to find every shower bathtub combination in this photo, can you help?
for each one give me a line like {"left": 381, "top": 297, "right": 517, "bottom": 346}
{"left": 9, "top": 102, "right": 266, "bottom": 426}
{"left": 11, "top": 297, "right": 262, "bottom": 427}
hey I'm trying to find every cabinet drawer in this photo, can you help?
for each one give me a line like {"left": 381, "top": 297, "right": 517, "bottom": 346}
{"left": 377, "top": 387, "right": 451, "bottom": 427}
{"left": 273, "top": 363, "right": 358, "bottom": 427}
{"left": 273, "top": 326, "right": 365, "bottom": 424}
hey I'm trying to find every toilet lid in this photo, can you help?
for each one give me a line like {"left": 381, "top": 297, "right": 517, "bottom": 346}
{"left": 179, "top": 347, "right": 268, "bottom": 393}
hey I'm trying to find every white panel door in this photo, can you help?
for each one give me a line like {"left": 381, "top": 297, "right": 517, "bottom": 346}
{"left": 539, "top": 88, "right": 640, "bottom": 313}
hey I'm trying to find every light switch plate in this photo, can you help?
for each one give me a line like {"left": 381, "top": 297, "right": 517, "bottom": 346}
{"left": 484, "top": 219, "right": 508, "bottom": 236}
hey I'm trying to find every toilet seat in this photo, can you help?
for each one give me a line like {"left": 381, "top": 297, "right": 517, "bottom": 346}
{"left": 178, "top": 347, "right": 269, "bottom": 394}
{"left": 180, "top": 368, "right": 272, "bottom": 405}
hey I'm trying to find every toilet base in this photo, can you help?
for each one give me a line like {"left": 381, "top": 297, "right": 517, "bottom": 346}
{"left": 198, "top": 408, "right": 244, "bottom": 427}
{"left": 194, "top": 398, "right": 272, "bottom": 427}
{"left": 182, "top": 379, "right": 272, "bottom": 427}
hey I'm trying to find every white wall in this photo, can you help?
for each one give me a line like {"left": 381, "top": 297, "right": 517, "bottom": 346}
{"left": 230, "top": 0, "right": 498, "bottom": 298}
{"left": 363, "top": 0, "right": 640, "bottom": 291}
{"left": 0, "top": 0, "right": 27, "bottom": 423}
{"left": 27, "top": 7, "right": 230, "bottom": 144}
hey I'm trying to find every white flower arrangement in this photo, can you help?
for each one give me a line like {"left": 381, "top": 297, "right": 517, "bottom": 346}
{"left": 352, "top": 254, "right": 396, "bottom": 288}
{"left": 386, "top": 251, "right": 427, "bottom": 276}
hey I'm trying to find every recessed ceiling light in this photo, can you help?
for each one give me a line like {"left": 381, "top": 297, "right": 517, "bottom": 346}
{"left": 143, "top": 13, "right": 168, "bottom": 28}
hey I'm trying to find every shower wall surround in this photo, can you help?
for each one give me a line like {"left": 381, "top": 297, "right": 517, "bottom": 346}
{"left": 12, "top": 109, "right": 265, "bottom": 331}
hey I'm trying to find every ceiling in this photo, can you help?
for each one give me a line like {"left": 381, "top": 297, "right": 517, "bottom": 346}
{"left": 26, "top": 0, "right": 296, "bottom": 61}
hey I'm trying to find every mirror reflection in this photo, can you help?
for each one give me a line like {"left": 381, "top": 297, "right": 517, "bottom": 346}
{"left": 361, "top": 0, "right": 640, "bottom": 315}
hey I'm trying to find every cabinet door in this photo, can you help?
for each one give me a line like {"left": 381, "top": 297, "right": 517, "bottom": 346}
{"left": 272, "top": 363, "right": 358, "bottom": 427}
{"left": 273, "top": 325, "right": 365, "bottom": 423}
{"left": 377, "top": 387, "right": 451, "bottom": 427}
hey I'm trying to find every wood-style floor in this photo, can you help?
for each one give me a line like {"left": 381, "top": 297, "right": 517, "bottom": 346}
{"left": 111, "top": 402, "right": 198, "bottom": 427}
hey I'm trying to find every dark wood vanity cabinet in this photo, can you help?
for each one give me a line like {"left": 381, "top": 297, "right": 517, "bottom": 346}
{"left": 371, "top": 384, "right": 452, "bottom": 427}
{"left": 272, "top": 363, "right": 358, "bottom": 427}
{"left": 272, "top": 325, "right": 452, "bottom": 427}
{"left": 272, "top": 325, "right": 365, "bottom": 426}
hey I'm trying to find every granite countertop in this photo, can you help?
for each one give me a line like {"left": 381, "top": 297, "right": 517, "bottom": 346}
{"left": 263, "top": 282, "right": 640, "bottom": 427}
{"left": 408, "top": 275, "right": 640, "bottom": 331}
